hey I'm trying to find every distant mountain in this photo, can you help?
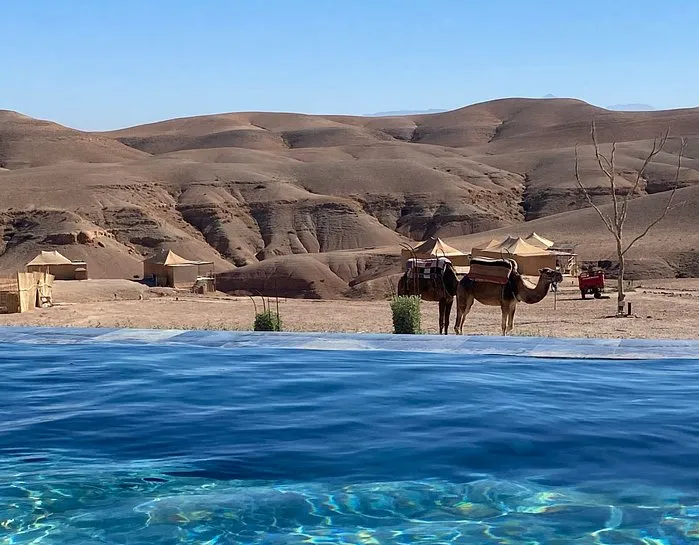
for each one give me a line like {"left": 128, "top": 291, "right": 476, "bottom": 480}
{"left": 540, "top": 96, "right": 655, "bottom": 111}
{"left": 368, "top": 108, "right": 447, "bottom": 116}
{"left": 607, "top": 103, "right": 656, "bottom": 111}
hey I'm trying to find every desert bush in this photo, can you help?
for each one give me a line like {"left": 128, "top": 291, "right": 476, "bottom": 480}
{"left": 254, "top": 310, "right": 282, "bottom": 332}
{"left": 390, "top": 295, "right": 421, "bottom": 334}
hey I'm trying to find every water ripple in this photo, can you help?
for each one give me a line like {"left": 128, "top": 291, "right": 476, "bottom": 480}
{"left": 1, "top": 341, "right": 699, "bottom": 543}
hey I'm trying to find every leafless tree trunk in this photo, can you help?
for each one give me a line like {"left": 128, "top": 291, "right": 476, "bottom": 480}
{"left": 574, "top": 121, "right": 686, "bottom": 315}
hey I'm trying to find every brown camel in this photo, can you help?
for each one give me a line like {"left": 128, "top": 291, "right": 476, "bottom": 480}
{"left": 397, "top": 262, "right": 459, "bottom": 334}
{"left": 454, "top": 267, "right": 563, "bottom": 336}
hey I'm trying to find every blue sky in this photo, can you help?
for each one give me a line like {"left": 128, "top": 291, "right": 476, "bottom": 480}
{"left": 3, "top": 0, "right": 697, "bottom": 130}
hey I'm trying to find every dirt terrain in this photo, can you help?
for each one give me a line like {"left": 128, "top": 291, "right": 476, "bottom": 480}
{"left": 1, "top": 279, "right": 697, "bottom": 340}
{"left": 1, "top": 98, "right": 699, "bottom": 298}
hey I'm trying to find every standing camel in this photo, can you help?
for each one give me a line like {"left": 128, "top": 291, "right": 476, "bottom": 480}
{"left": 397, "top": 261, "right": 459, "bottom": 334}
{"left": 454, "top": 267, "right": 563, "bottom": 336}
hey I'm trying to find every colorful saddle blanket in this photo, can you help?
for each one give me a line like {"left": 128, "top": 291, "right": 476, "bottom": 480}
{"left": 405, "top": 257, "right": 452, "bottom": 279}
{"left": 467, "top": 257, "right": 517, "bottom": 285}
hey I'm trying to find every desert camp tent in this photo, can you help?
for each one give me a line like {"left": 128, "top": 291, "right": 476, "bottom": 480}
{"left": 479, "top": 238, "right": 505, "bottom": 250}
{"left": 26, "top": 250, "right": 87, "bottom": 280}
{"left": 524, "top": 232, "right": 578, "bottom": 274}
{"left": 401, "top": 237, "right": 470, "bottom": 271}
{"left": 143, "top": 249, "right": 214, "bottom": 290}
{"left": 524, "top": 232, "right": 555, "bottom": 249}
{"left": 472, "top": 237, "right": 557, "bottom": 276}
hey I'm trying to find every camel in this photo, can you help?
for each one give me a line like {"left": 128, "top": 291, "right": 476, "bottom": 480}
{"left": 397, "top": 261, "right": 459, "bottom": 334}
{"left": 454, "top": 267, "right": 563, "bottom": 336}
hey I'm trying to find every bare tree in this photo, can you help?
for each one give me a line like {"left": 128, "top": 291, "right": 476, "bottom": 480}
{"left": 574, "top": 121, "right": 686, "bottom": 315}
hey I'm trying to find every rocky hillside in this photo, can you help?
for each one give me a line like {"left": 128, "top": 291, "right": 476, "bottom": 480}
{"left": 1, "top": 98, "right": 698, "bottom": 295}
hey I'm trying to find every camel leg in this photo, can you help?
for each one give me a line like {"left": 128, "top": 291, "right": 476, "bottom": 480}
{"left": 453, "top": 295, "right": 463, "bottom": 334}
{"left": 500, "top": 304, "right": 509, "bottom": 336}
{"left": 444, "top": 297, "right": 453, "bottom": 335}
{"left": 454, "top": 293, "right": 474, "bottom": 335}
{"left": 507, "top": 302, "right": 516, "bottom": 334}
{"left": 438, "top": 299, "right": 446, "bottom": 335}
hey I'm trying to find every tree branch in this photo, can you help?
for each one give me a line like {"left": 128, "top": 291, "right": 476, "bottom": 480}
{"left": 622, "top": 137, "right": 686, "bottom": 256}
{"left": 620, "top": 129, "right": 669, "bottom": 225}
{"left": 574, "top": 144, "right": 618, "bottom": 238}
{"left": 591, "top": 121, "right": 621, "bottom": 228}
{"left": 591, "top": 121, "right": 614, "bottom": 181}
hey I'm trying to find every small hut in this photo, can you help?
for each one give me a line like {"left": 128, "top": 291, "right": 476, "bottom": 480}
{"left": 0, "top": 276, "right": 20, "bottom": 314}
{"left": 26, "top": 251, "right": 87, "bottom": 280}
{"left": 0, "top": 272, "right": 54, "bottom": 314}
{"left": 401, "top": 237, "right": 470, "bottom": 274}
{"left": 143, "top": 250, "right": 215, "bottom": 291}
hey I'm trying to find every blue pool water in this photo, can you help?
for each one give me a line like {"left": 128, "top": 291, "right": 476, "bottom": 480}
{"left": 2, "top": 329, "right": 699, "bottom": 544}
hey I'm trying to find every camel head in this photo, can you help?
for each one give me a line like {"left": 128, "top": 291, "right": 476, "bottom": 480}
{"left": 538, "top": 268, "right": 564, "bottom": 285}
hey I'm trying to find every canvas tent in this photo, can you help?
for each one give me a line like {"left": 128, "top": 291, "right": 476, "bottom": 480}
{"left": 143, "top": 250, "right": 215, "bottom": 290}
{"left": 471, "top": 237, "right": 557, "bottom": 276}
{"left": 479, "top": 238, "right": 504, "bottom": 250}
{"left": 26, "top": 250, "right": 87, "bottom": 280}
{"left": 401, "top": 237, "right": 470, "bottom": 272}
{"left": 524, "top": 232, "right": 555, "bottom": 249}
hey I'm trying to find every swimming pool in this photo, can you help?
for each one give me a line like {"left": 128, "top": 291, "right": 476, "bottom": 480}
{"left": 2, "top": 327, "right": 699, "bottom": 544}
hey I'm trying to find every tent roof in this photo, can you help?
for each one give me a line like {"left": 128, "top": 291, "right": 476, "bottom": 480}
{"left": 478, "top": 237, "right": 551, "bottom": 256}
{"left": 27, "top": 250, "right": 73, "bottom": 266}
{"left": 404, "top": 237, "right": 465, "bottom": 257}
{"left": 525, "top": 232, "right": 555, "bottom": 249}
{"left": 477, "top": 237, "right": 513, "bottom": 250}
{"left": 144, "top": 249, "right": 198, "bottom": 266}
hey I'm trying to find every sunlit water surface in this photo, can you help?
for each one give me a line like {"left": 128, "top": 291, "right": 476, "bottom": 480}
{"left": 2, "top": 340, "right": 699, "bottom": 544}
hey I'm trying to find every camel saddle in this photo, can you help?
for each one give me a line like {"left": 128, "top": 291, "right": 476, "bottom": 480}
{"left": 405, "top": 257, "right": 452, "bottom": 279}
{"left": 467, "top": 257, "right": 517, "bottom": 285}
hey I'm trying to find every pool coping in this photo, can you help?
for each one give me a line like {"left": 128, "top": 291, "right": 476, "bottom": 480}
{"left": 0, "top": 326, "right": 697, "bottom": 360}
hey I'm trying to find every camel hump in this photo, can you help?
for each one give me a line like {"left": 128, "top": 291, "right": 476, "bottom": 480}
{"left": 467, "top": 257, "right": 517, "bottom": 285}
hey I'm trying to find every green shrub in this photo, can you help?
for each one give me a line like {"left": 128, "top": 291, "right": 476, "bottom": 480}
{"left": 254, "top": 310, "right": 282, "bottom": 332}
{"left": 390, "top": 295, "right": 421, "bottom": 334}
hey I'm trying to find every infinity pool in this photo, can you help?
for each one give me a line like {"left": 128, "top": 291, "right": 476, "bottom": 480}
{"left": 1, "top": 327, "right": 699, "bottom": 544}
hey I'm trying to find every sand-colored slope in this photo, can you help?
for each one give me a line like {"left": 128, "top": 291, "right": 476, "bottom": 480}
{"left": 471, "top": 138, "right": 699, "bottom": 218}
{"left": 216, "top": 248, "right": 401, "bottom": 299}
{"left": 446, "top": 185, "right": 699, "bottom": 278}
{"left": 105, "top": 98, "right": 699, "bottom": 155}
{"left": 0, "top": 110, "right": 148, "bottom": 169}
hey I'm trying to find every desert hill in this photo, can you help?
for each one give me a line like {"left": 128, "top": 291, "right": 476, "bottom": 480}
{"left": 218, "top": 184, "right": 699, "bottom": 299}
{"left": 0, "top": 110, "right": 147, "bottom": 169}
{"left": 1, "top": 98, "right": 698, "bottom": 295}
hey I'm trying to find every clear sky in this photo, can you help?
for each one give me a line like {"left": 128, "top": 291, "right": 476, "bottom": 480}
{"left": 3, "top": 0, "right": 697, "bottom": 130}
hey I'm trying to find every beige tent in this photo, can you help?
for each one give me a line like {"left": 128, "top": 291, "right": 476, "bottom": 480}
{"left": 401, "top": 237, "right": 470, "bottom": 270}
{"left": 26, "top": 250, "right": 87, "bottom": 280}
{"left": 524, "top": 233, "right": 579, "bottom": 275}
{"left": 143, "top": 250, "right": 214, "bottom": 289}
{"left": 477, "top": 238, "right": 505, "bottom": 250}
{"left": 472, "top": 237, "right": 557, "bottom": 276}
{"left": 525, "top": 232, "right": 555, "bottom": 249}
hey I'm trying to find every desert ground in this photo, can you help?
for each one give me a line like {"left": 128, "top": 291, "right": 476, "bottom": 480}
{"left": 1, "top": 279, "right": 697, "bottom": 339}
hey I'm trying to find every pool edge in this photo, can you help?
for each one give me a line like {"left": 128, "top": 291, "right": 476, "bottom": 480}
{"left": 0, "top": 326, "right": 697, "bottom": 360}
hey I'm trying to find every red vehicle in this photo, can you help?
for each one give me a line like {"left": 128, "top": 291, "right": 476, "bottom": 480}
{"left": 578, "top": 269, "right": 605, "bottom": 299}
